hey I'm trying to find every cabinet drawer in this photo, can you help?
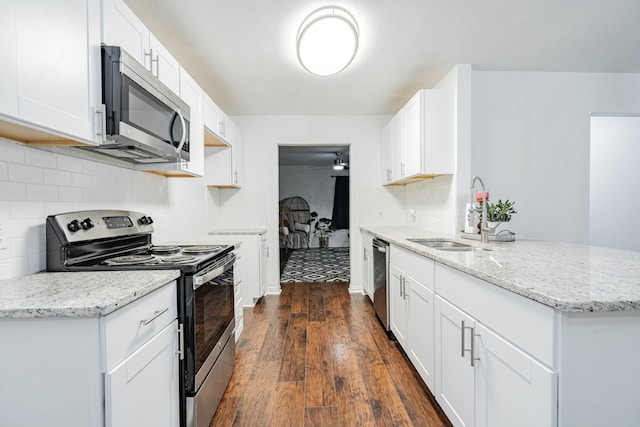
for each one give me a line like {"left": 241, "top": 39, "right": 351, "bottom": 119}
{"left": 436, "top": 264, "right": 555, "bottom": 368}
{"left": 101, "top": 281, "right": 177, "bottom": 371}
{"left": 390, "top": 244, "right": 435, "bottom": 290}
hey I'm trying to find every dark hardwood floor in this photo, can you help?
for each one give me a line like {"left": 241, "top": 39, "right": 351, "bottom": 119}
{"left": 210, "top": 282, "right": 451, "bottom": 427}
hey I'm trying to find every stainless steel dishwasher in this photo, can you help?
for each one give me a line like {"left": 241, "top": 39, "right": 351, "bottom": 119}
{"left": 372, "top": 238, "right": 390, "bottom": 330}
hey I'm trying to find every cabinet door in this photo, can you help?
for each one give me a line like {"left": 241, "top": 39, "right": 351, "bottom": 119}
{"left": 260, "top": 235, "right": 268, "bottom": 297}
{"left": 381, "top": 120, "right": 393, "bottom": 184}
{"left": 390, "top": 113, "right": 403, "bottom": 181}
{"left": 435, "top": 296, "right": 476, "bottom": 427}
{"left": 0, "top": 1, "right": 18, "bottom": 116}
{"left": 229, "top": 121, "right": 242, "bottom": 187}
{"left": 178, "top": 68, "right": 204, "bottom": 177}
{"left": 389, "top": 264, "right": 408, "bottom": 348}
{"left": 149, "top": 34, "right": 180, "bottom": 94}
{"left": 402, "top": 91, "right": 423, "bottom": 178}
{"left": 475, "top": 323, "right": 557, "bottom": 427}
{"left": 105, "top": 320, "right": 180, "bottom": 427}
{"left": 7, "top": 0, "right": 101, "bottom": 144}
{"left": 102, "top": 0, "right": 150, "bottom": 66}
{"left": 407, "top": 278, "right": 435, "bottom": 391}
{"left": 362, "top": 245, "right": 370, "bottom": 299}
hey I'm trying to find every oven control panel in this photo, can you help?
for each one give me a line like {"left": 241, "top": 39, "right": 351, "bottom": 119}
{"left": 48, "top": 210, "right": 153, "bottom": 243}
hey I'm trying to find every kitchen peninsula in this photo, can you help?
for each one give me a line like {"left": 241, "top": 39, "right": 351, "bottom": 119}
{"left": 362, "top": 226, "right": 640, "bottom": 427}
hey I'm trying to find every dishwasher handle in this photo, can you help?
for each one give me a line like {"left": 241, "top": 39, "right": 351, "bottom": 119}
{"left": 372, "top": 238, "right": 389, "bottom": 253}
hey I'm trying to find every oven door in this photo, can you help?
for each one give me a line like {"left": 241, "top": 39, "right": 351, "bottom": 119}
{"left": 184, "top": 253, "right": 235, "bottom": 393}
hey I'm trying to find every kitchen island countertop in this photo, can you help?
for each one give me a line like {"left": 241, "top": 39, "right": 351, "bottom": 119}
{"left": 0, "top": 270, "right": 180, "bottom": 319}
{"left": 362, "top": 226, "right": 640, "bottom": 312}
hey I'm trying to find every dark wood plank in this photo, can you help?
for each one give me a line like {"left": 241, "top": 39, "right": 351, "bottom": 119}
{"left": 322, "top": 284, "right": 351, "bottom": 345}
{"left": 308, "top": 283, "right": 326, "bottom": 321}
{"left": 258, "top": 303, "right": 291, "bottom": 361}
{"left": 269, "top": 381, "right": 305, "bottom": 427}
{"left": 230, "top": 361, "right": 280, "bottom": 426}
{"left": 305, "top": 321, "right": 337, "bottom": 407}
{"left": 304, "top": 406, "right": 340, "bottom": 427}
{"left": 290, "top": 283, "right": 309, "bottom": 314}
{"left": 330, "top": 343, "right": 377, "bottom": 426}
{"left": 279, "top": 312, "right": 308, "bottom": 382}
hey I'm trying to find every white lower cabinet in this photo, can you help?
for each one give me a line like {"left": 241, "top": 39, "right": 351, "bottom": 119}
{"left": 435, "top": 296, "right": 476, "bottom": 427}
{"left": 474, "top": 323, "right": 556, "bottom": 427}
{"left": 435, "top": 296, "right": 557, "bottom": 427}
{"left": 105, "top": 320, "right": 180, "bottom": 427}
{"left": 407, "top": 276, "right": 436, "bottom": 392}
{"left": 0, "top": 280, "right": 179, "bottom": 427}
{"left": 361, "top": 231, "right": 374, "bottom": 299}
{"left": 389, "top": 245, "right": 436, "bottom": 390}
{"left": 389, "top": 263, "right": 409, "bottom": 348}
{"left": 386, "top": 244, "right": 557, "bottom": 427}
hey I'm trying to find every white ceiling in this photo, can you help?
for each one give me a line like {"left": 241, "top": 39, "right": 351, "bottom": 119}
{"left": 125, "top": 0, "right": 640, "bottom": 116}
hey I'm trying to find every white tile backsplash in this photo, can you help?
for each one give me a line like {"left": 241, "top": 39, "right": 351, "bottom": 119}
{"left": 9, "top": 164, "right": 43, "bottom": 184}
{"left": 0, "top": 138, "right": 169, "bottom": 280}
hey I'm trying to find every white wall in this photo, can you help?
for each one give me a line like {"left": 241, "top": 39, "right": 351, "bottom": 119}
{"left": 590, "top": 115, "right": 640, "bottom": 251}
{"left": 279, "top": 165, "right": 345, "bottom": 225}
{"left": 0, "top": 139, "right": 169, "bottom": 280}
{"left": 470, "top": 71, "right": 640, "bottom": 244}
{"left": 218, "top": 115, "right": 393, "bottom": 294}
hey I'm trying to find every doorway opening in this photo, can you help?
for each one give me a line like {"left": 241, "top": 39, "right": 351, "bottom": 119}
{"left": 277, "top": 145, "right": 351, "bottom": 283}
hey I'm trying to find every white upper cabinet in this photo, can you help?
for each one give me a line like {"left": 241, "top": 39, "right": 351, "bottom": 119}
{"left": 203, "top": 93, "right": 242, "bottom": 188}
{"left": 382, "top": 89, "right": 454, "bottom": 185}
{"left": 0, "top": 0, "right": 102, "bottom": 145}
{"left": 177, "top": 67, "right": 204, "bottom": 177}
{"left": 102, "top": 0, "right": 180, "bottom": 94}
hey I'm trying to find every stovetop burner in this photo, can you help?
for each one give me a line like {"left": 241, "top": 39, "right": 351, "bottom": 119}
{"left": 151, "top": 245, "right": 181, "bottom": 254}
{"left": 181, "top": 245, "right": 223, "bottom": 254}
{"left": 160, "top": 255, "right": 197, "bottom": 264}
{"left": 105, "top": 254, "right": 157, "bottom": 266}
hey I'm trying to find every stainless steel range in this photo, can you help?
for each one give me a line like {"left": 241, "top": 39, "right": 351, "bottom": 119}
{"left": 46, "top": 210, "right": 235, "bottom": 427}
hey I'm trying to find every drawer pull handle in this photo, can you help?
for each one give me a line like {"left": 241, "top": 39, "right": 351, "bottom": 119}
{"left": 141, "top": 308, "right": 169, "bottom": 325}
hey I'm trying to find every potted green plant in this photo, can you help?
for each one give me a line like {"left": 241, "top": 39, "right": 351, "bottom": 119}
{"left": 486, "top": 199, "right": 517, "bottom": 232}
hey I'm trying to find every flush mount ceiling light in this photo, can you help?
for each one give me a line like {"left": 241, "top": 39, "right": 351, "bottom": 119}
{"left": 296, "top": 6, "right": 359, "bottom": 76}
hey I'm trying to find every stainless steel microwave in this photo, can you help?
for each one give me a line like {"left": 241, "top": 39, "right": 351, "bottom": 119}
{"left": 82, "top": 45, "right": 190, "bottom": 164}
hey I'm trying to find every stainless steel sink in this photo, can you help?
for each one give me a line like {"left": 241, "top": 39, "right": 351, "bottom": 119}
{"left": 407, "top": 238, "right": 486, "bottom": 252}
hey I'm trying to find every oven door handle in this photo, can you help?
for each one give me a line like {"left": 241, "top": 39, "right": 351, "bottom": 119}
{"left": 193, "top": 253, "right": 236, "bottom": 290}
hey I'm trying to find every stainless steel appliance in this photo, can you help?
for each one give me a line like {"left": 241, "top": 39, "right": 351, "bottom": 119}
{"left": 82, "top": 46, "right": 190, "bottom": 164}
{"left": 46, "top": 210, "right": 234, "bottom": 427}
{"left": 372, "top": 238, "right": 389, "bottom": 330}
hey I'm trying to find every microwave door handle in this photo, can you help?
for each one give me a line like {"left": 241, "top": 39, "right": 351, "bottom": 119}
{"left": 169, "top": 109, "right": 187, "bottom": 154}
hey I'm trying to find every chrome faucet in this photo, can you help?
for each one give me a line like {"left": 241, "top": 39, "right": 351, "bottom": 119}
{"left": 470, "top": 176, "right": 490, "bottom": 244}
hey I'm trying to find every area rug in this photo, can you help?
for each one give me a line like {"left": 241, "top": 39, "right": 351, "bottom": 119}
{"left": 280, "top": 247, "right": 350, "bottom": 283}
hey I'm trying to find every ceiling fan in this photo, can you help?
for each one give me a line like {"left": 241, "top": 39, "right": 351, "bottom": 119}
{"left": 332, "top": 152, "right": 349, "bottom": 170}
{"left": 306, "top": 152, "right": 349, "bottom": 170}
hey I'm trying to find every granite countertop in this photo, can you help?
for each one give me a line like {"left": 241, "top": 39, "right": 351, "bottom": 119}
{"left": 362, "top": 226, "right": 640, "bottom": 313}
{"left": 208, "top": 228, "right": 267, "bottom": 236}
{"left": 0, "top": 270, "right": 180, "bottom": 319}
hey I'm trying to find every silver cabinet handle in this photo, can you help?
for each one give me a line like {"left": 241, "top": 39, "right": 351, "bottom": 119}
{"left": 461, "top": 320, "right": 478, "bottom": 366}
{"left": 152, "top": 54, "right": 159, "bottom": 77}
{"left": 96, "top": 104, "right": 106, "bottom": 140}
{"left": 461, "top": 320, "right": 466, "bottom": 357}
{"left": 141, "top": 308, "right": 169, "bottom": 325}
{"left": 176, "top": 323, "right": 184, "bottom": 360}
